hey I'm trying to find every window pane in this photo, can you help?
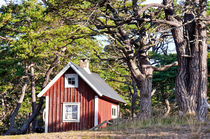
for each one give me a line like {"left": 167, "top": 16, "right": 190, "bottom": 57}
{"left": 72, "top": 105, "right": 78, "bottom": 112}
{"left": 68, "top": 77, "right": 76, "bottom": 85}
{"left": 66, "top": 105, "right": 72, "bottom": 112}
{"left": 68, "top": 78, "right": 72, "bottom": 84}
{"left": 71, "top": 80, "right": 75, "bottom": 85}
{"left": 72, "top": 113, "right": 77, "bottom": 119}
{"left": 112, "top": 108, "right": 116, "bottom": 116}
{"left": 63, "top": 103, "right": 80, "bottom": 122}
{"left": 65, "top": 113, "right": 72, "bottom": 119}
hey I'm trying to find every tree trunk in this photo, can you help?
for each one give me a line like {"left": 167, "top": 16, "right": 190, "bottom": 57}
{"left": 30, "top": 64, "right": 37, "bottom": 132}
{"left": 19, "top": 57, "right": 60, "bottom": 134}
{"left": 131, "top": 78, "right": 138, "bottom": 118}
{"left": 20, "top": 97, "right": 44, "bottom": 134}
{"left": 197, "top": 0, "right": 208, "bottom": 121}
{"left": 138, "top": 77, "right": 152, "bottom": 119}
{"left": 5, "top": 78, "right": 28, "bottom": 135}
{"left": 163, "top": 0, "right": 208, "bottom": 120}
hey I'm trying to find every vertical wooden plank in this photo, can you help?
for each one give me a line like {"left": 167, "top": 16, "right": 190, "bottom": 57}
{"left": 69, "top": 88, "right": 74, "bottom": 130}
{"left": 75, "top": 88, "right": 78, "bottom": 130}
{"left": 85, "top": 88, "right": 88, "bottom": 129}
{"left": 82, "top": 81, "right": 85, "bottom": 130}
{"left": 82, "top": 85, "right": 85, "bottom": 129}
{"left": 80, "top": 83, "right": 83, "bottom": 130}
{"left": 71, "top": 88, "right": 75, "bottom": 130}
{"left": 49, "top": 86, "right": 53, "bottom": 132}
{"left": 90, "top": 92, "right": 93, "bottom": 128}
{"left": 48, "top": 90, "right": 51, "bottom": 132}
{"left": 77, "top": 87, "right": 81, "bottom": 130}
{"left": 87, "top": 90, "right": 90, "bottom": 128}
{"left": 88, "top": 93, "right": 91, "bottom": 129}
{"left": 64, "top": 87, "right": 68, "bottom": 131}
{"left": 67, "top": 88, "right": 70, "bottom": 131}
{"left": 57, "top": 78, "right": 60, "bottom": 132}
{"left": 53, "top": 83, "right": 57, "bottom": 132}
{"left": 60, "top": 75, "right": 64, "bottom": 131}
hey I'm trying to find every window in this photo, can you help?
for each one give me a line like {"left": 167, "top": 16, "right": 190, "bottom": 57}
{"left": 63, "top": 102, "right": 80, "bottom": 122}
{"left": 65, "top": 74, "right": 78, "bottom": 88}
{"left": 111, "top": 105, "right": 117, "bottom": 119}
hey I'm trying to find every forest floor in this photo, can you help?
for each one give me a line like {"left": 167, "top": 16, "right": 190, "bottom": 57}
{"left": 1, "top": 116, "right": 210, "bottom": 139}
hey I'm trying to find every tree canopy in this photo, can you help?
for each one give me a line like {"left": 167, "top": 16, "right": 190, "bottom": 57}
{"left": 0, "top": 0, "right": 209, "bottom": 135}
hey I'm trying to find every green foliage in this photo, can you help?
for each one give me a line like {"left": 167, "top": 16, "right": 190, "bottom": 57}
{"left": 151, "top": 53, "right": 177, "bottom": 113}
{"left": 0, "top": 0, "right": 101, "bottom": 134}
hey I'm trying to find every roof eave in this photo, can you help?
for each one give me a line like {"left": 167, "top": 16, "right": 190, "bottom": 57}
{"left": 37, "top": 63, "right": 71, "bottom": 97}
{"left": 69, "top": 62, "right": 103, "bottom": 97}
{"left": 37, "top": 62, "right": 103, "bottom": 98}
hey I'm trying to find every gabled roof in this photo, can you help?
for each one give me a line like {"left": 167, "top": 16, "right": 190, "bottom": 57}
{"left": 37, "top": 62, "right": 126, "bottom": 103}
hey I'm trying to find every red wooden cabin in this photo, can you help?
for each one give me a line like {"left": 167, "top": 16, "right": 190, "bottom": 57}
{"left": 37, "top": 59, "right": 125, "bottom": 133}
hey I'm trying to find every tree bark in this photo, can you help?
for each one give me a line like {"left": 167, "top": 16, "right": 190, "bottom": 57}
{"left": 30, "top": 64, "right": 37, "bottom": 132}
{"left": 138, "top": 77, "right": 152, "bottom": 119}
{"left": 90, "top": 0, "right": 178, "bottom": 120}
{"left": 5, "top": 70, "right": 29, "bottom": 135}
{"left": 197, "top": 0, "right": 208, "bottom": 121}
{"left": 19, "top": 57, "right": 60, "bottom": 134}
{"left": 163, "top": 0, "right": 208, "bottom": 120}
{"left": 130, "top": 78, "right": 138, "bottom": 118}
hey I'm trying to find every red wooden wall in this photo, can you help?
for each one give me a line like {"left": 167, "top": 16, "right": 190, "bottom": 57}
{"left": 43, "top": 68, "right": 96, "bottom": 132}
{"left": 98, "top": 97, "right": 119, "bottom": 127}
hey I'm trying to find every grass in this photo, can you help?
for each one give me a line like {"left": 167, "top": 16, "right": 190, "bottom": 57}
{"left": 102, "top": 115, "right": 210, "bottom": 138}
{"left": 1, "top": 115, "right": 210, "bottom": 138}
{"left": 105, "top": 116, "right": 189, "bottom": 131}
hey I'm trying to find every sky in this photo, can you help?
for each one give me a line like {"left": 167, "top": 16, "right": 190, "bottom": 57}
{"left": 0, "top": 0, "right": 5, "bottom": 7}
{"left": 142, "top": 0, "right": 162, "bottom": 4}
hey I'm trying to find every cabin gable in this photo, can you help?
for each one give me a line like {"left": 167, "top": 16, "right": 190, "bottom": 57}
{"left": 44, "top": 68, "right": 97, "bottom": 132}
{"left": 38, "top": 61, "right": 125, "bottom": 133}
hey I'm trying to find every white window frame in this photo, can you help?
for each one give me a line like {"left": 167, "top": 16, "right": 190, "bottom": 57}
{"left": 111, "top": 105, "right": 118, "bottom": 119}
{"left": 63, "top": 102, "right": 80, "bottom": 122}
{"left": 65, "top": 74, "right": 78, "bottom": 88}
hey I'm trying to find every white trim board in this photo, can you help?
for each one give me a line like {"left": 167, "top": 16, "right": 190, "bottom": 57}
{"left": 65, "top": 74, "right": 78, "bottom": 88}
{"left": 63, "top": 102, "right": 80, "bottom": 122}
{"left": 111, "top": 105, "right": 118, "bottom": 119}
{"left": 94, "top": 96, "right": 98, "bottom": 126}
{"left": 45, "top": 96, "right": 49, "bottom": 133}
{"left": 37, "top": 63, "right": 71, "bottom": 97}
{"left": 37, "top": 62, "right": 103, "bottom": 97}
{"left": 69, "top": 63, "right": 103, "bottom": 97}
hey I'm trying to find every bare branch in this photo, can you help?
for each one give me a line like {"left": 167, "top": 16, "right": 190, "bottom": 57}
{"left": 108, "top": 78, "right": 131, "bottom": 85}
{"left": 151, "top": 88, "right": 156, "bottom": 96}
{"left": 145, "top": 61, "right": 178, "bottom": 71}
{"left": 163, "top": 99, "right": 171, "bottom": 117}
{"left": 204, "top": 97, "right": 210, "bottom": 109}
{"left": 0, "top": 36, "right": 12, "bottom": 41}
{"left": 141, "top": 18, "right": 181, "bottom": 27}
{"left": 138, "top": 3, "right": 166, "bottom": 15}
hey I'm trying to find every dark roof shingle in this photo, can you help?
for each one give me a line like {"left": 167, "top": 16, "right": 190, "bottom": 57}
{"left": 72, "top": 63, "right": 125, "bottom": 103}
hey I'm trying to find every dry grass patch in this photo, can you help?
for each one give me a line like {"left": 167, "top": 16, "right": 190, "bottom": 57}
{"left": 1, "top": 115, "right": 210, "bottom": 139}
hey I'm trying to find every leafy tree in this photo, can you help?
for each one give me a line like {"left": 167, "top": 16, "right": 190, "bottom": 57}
{"left": 152, "top": 53, "right": 177, "bottom": 117}
{"left": 0, "top": 0, "right": 101, "bottom": 135}
{"left": 42, "top": 0, "right": 179, "bottom": 119}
